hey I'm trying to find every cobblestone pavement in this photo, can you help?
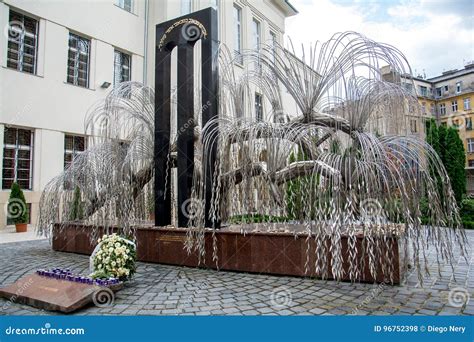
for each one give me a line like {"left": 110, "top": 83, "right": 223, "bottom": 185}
{"left": 0, "top": 230, "right": 472, "bottom": 316}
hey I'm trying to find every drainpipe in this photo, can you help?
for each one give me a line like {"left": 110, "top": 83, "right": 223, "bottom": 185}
{"left": 143, "top": 0, "right": 149, "bottom": 85}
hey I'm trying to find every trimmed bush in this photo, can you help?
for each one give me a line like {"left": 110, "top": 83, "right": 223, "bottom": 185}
{"left": 8, "top": 182, "right": 28, "bottom": 224}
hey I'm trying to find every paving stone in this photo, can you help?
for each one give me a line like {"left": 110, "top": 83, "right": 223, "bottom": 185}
{"left": 0, "top": 232, "right": 473, "bottom": 316}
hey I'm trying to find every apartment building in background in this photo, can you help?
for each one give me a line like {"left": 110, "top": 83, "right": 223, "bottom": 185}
{"left": 383, "top": 62, "right": 474, "bottom": 194}
{"left": 0, "top": 0, "right": 298, "bottom": 228}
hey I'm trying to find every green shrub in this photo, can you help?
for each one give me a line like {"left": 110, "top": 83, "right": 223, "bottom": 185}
{"left": 460, "top": 198, "right": 474, "bottom": 229}
{"left": 8, "top": 182, "right": 28, "bottom": 224}
{"left": 69, "top": 186, "right": 84, "bottom": 221}
{"left": 229, "top": 214, "right": 288, "bottom": 224}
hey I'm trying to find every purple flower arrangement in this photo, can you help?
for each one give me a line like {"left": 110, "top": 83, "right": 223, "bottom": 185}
{"left": 36, "top": 268, "right": 119, "bottom": 286}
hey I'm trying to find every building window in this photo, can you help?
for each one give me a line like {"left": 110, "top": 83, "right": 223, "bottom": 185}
{"left": 403, "top": 83, "right": 413, "bottom": 93}
{"left": 255, "top": 93, "right": 263, "bottom": 121}
{"left": 430, "top": 103, "right": 435, "bottom": 115}
{"left": 456, "top": 82, "right": 462, "bottom": 93}
{"left": 452, "top": 100, "right": 458, "bottom": 112}
{"left": 466, "top": 117, "right": 472, "bottom": 131}
{"left": 252, "top": 19, "right": 261, "bottom": 50}
{"left": 6, "top": 11, "right": 38, "bottom": 74}
{"left": 436, "top": 87, "right": 442, "bottom": 97}
{"left": 439, "top": 103, "right": 446, "bottom": 115}
{"left": 2, "top": 127, "right": 33, "bottom": 190}
{"left": 64, "top": 135, "right": 85, "bottom": 189}
{"left": 469, "top": 160, "right": 474, "bottom": 167}
{"left": 233, "top": 5, "right": 242, "bottom": 64}
{"left": 181, "top": 0, "right": 191, "bottom": 15}
{"left": 64, "top": 135, "right": 86, "bottom": 170}
{"left": 464, "top": 98, "right": 471, "bottom": 110}
{"left": 114, "top": 50, "right": 131, "bottom": 85}
{"left": 444, "top": 85, "right": 449, "bottom": 93}
{"left": 410, "top": 119, "right": 417, "bottom": 133}
{"left": 468, "top": 138, "right": 474, "bottom": 153}
{"left": 67, "top": 33, "right": 90, "bottom": 88}
{"left": 270, "top": 31, "right": 277, "bottom": 63}
{"left": 421, "top": 102, "right": 426, "bottom": 114}
{"left": 419, "top": 86, "right": 427, "bottom": 97}
{"left": 116, "top": 0, "right": 133, "bottom": 12}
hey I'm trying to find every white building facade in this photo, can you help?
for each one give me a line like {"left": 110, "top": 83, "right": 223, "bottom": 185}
{"left": 0, "top": 0, "right": 297, "bottom": 228}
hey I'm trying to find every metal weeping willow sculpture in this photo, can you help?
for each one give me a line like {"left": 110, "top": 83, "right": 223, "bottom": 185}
{"left": 37, "top": 29, "right": 468, "bottom": 284}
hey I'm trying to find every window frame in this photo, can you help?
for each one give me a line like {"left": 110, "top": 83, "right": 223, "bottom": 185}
{"left": 439, "top": 103, "right": 446, "bottom": 115}
{"left": 452, "top": 100, "right": 458, "bottom": 113}
{"left": 67, "top": 32, "right": 91, "bottom": 88}
{"left": 116, "top": 0, "right": 133, "bottom": 13}
{"left": 6, "top": 10, "right": 39, "bottom": 74}
{"left": 252, "top": 18, "right": 261, "bottom": 50}
{"left": 255, "top": 93, "right": 263, "bottom": 122}
{"left": 419, "top": 86, "right": 427, "bottom": 97}
{"left": 2, "top": 127, "right": 34, "bottom": 190}
{"left": 233, "top": 5, "right": 243, "bottom": 65}
{"left": 181, "top": 0, "right": 191, "bottom": 15}
{"left": 466, "top": 117, "right": 472, "bottom": 131}
{"left": 410, "top": 119, "right": 417, "bottom": 133}
{"left": 113, "top": 49, "right": 132, "bottom": 86}
{"left": 468, "top": 138, "right": 474, "bottom": 153}
{"left": 270, "top": 31, "right": 277, "bottom": 63}
{"left": 64, "top": 135, "right": 86, "bottom": 190}
{"left": 64, "top": 134, "right": 86, "bottom": 171}
{"left": 464, "top": 98, "right": 471, "bottom": 111}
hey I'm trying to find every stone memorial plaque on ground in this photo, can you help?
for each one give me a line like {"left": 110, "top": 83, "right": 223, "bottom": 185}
{"left": 0, "top": 273, "right": 121, "bottom": 313}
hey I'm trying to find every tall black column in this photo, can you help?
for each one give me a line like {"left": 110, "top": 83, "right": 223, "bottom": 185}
{"left": 154, "top": 35, "right": 172, "bottom": 226}
{"left": 177, "top": 43, "right": 195, "bottom": 228}
{"left": 154, "top": 7, "right": 220, "bottom": 229}
{"left": 201, "top": 9, "right": 220, "bottom": 228}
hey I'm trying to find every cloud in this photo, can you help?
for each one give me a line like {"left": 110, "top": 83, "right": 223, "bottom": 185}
{"left": 286, "top": 0, "right": 474, "bottom": 78}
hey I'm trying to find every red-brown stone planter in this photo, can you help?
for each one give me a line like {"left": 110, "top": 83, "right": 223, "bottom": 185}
{"left": 52, "top": 223, "right": 402, "bottom": 284}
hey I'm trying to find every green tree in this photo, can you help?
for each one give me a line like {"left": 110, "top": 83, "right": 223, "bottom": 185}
{"left": 69, "top": 186, "right": 84, "bottom": 221}
{"left": 8, "top": 182, "right": 28, "bottom": 224}
{"left": 444, "top": 127, "right": 466, "bottom": 203}
{"left": 437, "top": 123, "right": 447, "bottom": 163}
{"left": 425, "top": 121, "right": 466, "bottom": 204}
{"left": 425, "top": 118, "right": 440, "bottom": 156}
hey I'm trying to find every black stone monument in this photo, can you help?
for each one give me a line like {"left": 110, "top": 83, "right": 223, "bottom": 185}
{"left": 154, "top": 7, "right": 219, "bottom": 229}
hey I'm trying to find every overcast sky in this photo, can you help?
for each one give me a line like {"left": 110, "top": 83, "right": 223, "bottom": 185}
{"left": 285, "top": 0, "right": 474, "bottom": 78}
